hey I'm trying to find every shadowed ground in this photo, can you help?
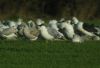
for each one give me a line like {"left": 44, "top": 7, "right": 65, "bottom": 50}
{"left": 0, "top": 40, "right": 100, "bottom": 68}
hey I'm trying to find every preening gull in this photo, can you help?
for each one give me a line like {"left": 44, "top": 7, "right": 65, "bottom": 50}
{"left": 23, "top": 24, "right": 38, "bottom": 41}
{"left": 27, "top": 20, "right": 39, "bottom": 36}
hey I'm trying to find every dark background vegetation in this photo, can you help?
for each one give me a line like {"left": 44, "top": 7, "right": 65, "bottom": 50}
{"left": 0, "top": 0, "right": 100, "bottom": 20}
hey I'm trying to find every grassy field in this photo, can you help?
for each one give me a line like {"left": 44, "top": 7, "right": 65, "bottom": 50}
{"left": 0, "top": 40, "right": 100, "bottom": 68}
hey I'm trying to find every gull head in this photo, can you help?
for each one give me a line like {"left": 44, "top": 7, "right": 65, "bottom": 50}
{"left": 36, "top": 19, "right": 44, "bottom": 26}
{"left": 72, "top": 17, "right": 79, "bottom": 24}
{"left": 28, "top": 20, "right": 33, "bottom": 24}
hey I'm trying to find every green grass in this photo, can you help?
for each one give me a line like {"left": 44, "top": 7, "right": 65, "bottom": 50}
{"left": 84, "top": 19, "right": 100, "bottom": 25}
{"left": 0, "top": 40, "right": 100, "bottom": 68}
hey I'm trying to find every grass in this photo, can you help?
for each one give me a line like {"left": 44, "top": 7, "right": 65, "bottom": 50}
{"left": 84, "top": 19, "right": 100, "bottom": 25}
{"left": 0, "top": 40, "right": 100, "bottom": 68}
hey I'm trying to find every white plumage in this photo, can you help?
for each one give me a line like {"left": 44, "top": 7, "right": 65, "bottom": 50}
{"left": 72, "top": 17, "right": 79, "bottom": 24}
{"left": 0, "top": 17, "right": 99, "bottom": 42}
{"left": 60, "top": 21, "right": 75, "bottom": 39}
{"left": 72, "top": 35, "right": 83, "bottom": 43}
{"left": 23, "top": 24, "right": 38, "bottom": 41}
{"left": 8, "top": 21, "right": 17, "bottom": 28}
{"left": 17, "top": 18, "right": 23, "bottom": 25}
{"left": 48, "top": 20, "right": 59, "bottom": 30}
{"left": 76, "top": 22, "right": 95, "bottom": 36}
{"left": 36, "top": 19, "right": 44, "bottom": 26}
{"left": 39, "top": 26, "right": 54, "bottom": 40}
{"left": 2, "top": 33, "right": 17, "bottom": 40}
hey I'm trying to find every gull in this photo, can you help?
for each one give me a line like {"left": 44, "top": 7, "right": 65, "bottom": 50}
{"left": 0, "top": 21, "right": 9, "bottom": 31}
{"left": 8, "top": 20, "right": 17, "bottom": 28}
{"left": 60, "top": 20, "right": 75, "bottom": 39}
{"left": 72, "top": 17, "right": 100, "bottom": 40}
{"left": 48, "top": 20, "right": 59, "bottom": 30}
{"left": 1, "top": 26, "right": 18, "bottom": 35}
{"left": 2, "top": 33, "right": 17, "bottom": 40}
{"left": 16, "top": 18, "right": 23, "bottom": 26}
{"left": 27, "top": 20, "right": 36, "bottom": 29}
{"left": 76, "top": 21, "right": 95, "bottom": 36}
{"left": 37, "top": 22, "right": 65, "bottom": 40}
{"left": 48, "top": 20, "right": 65, "bottom": 39}
{"left": 0, "top": 26, "right": 18, "bottom": 40}
{"left": 94, "top": 26, "right": 100, "bottom": 36}
{"left": 59, "top": 18, "right": 65, "bottom": 22}
{"left": 72, "top": 17, "right": 79, "bottom": 24}
{"left": 23, "top": 24, "right": 38, "bottom": 41}
{"left": 72, "top": 34, "right": 83, "bottom": 43}
{"left": 27, "top": 20, "right": 39, "bottom": 36}
{"left": 17, "top": 18, "right": 26, "bottom": 37}
{"left": 36, "top": 18, "right": 45, "bottom": 26}
{"left": 17, "top": 26, "right": 24, "bottom": 36}
{"left": 38, "top": 25, "right": 54, "bottom": 40}
{"left": 72, "top": 17, "right": 94, "bottom": 36}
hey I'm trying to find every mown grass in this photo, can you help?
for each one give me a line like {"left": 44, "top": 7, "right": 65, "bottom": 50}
{"left": 0, "top": 40, "right": 100, "bottom": 68}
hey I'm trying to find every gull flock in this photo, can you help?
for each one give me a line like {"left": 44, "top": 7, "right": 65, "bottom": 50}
{"left": 0, "top": 17, "right": 100, "bottom": 43}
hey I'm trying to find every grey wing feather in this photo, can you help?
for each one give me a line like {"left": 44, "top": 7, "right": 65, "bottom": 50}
{"left": 47, "top": 27, "right": 61, "bottom": 38}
